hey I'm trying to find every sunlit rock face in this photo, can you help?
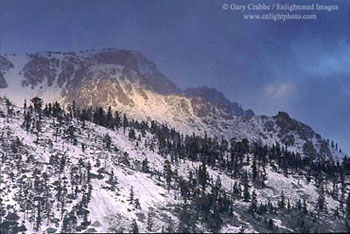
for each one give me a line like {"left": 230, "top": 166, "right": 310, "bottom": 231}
{"left": 0, "top": 48, "right": 342, "bottom": 160}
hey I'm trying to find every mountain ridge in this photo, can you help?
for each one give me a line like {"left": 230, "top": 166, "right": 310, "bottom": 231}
{"left": 0, "top": 48, "right": 345, "bottom": 161}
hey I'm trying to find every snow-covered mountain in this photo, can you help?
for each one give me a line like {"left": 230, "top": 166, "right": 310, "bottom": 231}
{"left": 0, "top": 48, "right": 344, "bottom": 162}
{"left": 0, "top": 97, "right": 349, "bottom": 233}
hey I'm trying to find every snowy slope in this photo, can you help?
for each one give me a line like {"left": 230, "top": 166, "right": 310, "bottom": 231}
{"left": 0, "top": 49, "right": 345, "bottom": 163}
{"left": 0, "top": 97, "right": 348, "bottom": 233}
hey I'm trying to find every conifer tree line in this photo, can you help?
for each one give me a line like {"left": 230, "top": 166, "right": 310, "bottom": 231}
{"left": 1, "top": 96, "right": 350, "bottom": 233}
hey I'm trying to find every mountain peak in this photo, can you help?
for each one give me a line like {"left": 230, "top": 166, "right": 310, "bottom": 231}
{"left": 0, "top": 48, "right": 342, "bottom": 161}
{"left": 184, "top": 85, "right": 254, "bottom": 117}
{"left": 1, "top": 48, "right": 180, "bottom": 95}
{"left": 275, "top": 111, "right": 292, "bottom": 121}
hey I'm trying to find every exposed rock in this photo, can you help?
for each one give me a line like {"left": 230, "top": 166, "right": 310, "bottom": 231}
{"left": 46, "top": 227, "right": 58, "bottom": 233}
{"left": 184, "top": 85, "right": 252, "bottom": 117}
{"left": 22, "top": 54, "right": 59, "bottom": 88}
{"left": 319, "top": 140, "right": 331, "bottom": 157}
{"left": 90, "top": 49, "right": 179, "bottom": 95}
{"left": 191, "top": 96, "right": 211, "bottom": 118}
{"left": 92, "top": 220, "right": 102, "bottom": 227}
{"left": 243, "top": 109, "right": 255, "bottom": 117}
{"left": 303, "top": 141, "right": 317, "bottom": 158}
{"left": 58, "top": 56, "right": 82, "bottom": 88}
{"left": 281, "top": 134, "right": 295, "bottom": 146}
{"left": 0, "top": 48, "right": 339, "bottom": 161}
{"left": 0, "top": 72, "right": 8, "bottom": 88}
{"left": 0, "top": 56, "right": 14, "bottom": 71}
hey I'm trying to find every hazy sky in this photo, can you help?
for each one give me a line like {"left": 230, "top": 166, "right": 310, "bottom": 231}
{"left": 0, "top": 0, "right": 349, "bottom": 153}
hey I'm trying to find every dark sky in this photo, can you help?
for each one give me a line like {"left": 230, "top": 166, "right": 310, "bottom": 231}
{"left": 0, "top": 0, "right": 349, "bottom": 153}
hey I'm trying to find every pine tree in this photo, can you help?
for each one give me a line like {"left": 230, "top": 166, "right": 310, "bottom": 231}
{"left": 131, "top": 219, "right": 139, "bottom": 233}
{"left": 114, "top": 111, "right": 121, "bottom": 130}
{"left": 177, "top": 205, "right": 191, "bottom": 233}
{"left": 35, "top": 202, "right": 42, "bottom": 231}
{"left": 287, "top": 199, "right": 291, "bottom": 212}
{"left": 31, "top": 97, "right": 43, "bottom": 115}
{"left": 81, "top": 143, "right": 85, "bottom": 152}
{"left": 243, "top": 183, "right": 250, "bottom": 202}
{"left": 128, "top": 128, "right": 136, "bottom": 141}
{"left": 103, "top": 134, "right": 112, "bottom": 151}
{"left": 243, "top": 172, "right": 250, "bottom": 202}
{"left": 302, "top": 199, "right": 308, "bottom": 215}
{"left": 317, "top": 185, "right": 326, "bottom": 211}
{"left": 147, "top": 208, "right": 154, "bottom": 231}
{"left": 134, "top": 198, "right": 141, "bottom": 209}
{"left": 250, "top": 190, "right": 257, "bottom": 214}
{"left": 67, "top": 125, "right": 76, "bottom": 143}
{"left": 0, "top": 198, "right": 6, "bottom": 224}
{"left": 142, "top": 158, "right": 149, "bottom": 172}
{"left": 123, "top": 114, "right": 128, "bottom": 132}
{"left": 267, "top": 218, "right": 274, "bottom": 230}
{"left": 198, "top": 162, "right": 208, "bottom": 192}
{"left": 167, "top": 217, "right": 174, "bottom": 233}
{"left": 346, "top": 191, "right": 350, "bottom": 218}
{"left": 279, "top": 191, "right": 286, "bottom": 209}
{"left": 257, "top": 202, "right": 267, "bottom": 215}
{"left": 129, "top": 186, "right": 134, "bottom": 204}
{"left": 233, "top": 181, "right": 241, "bottom": 197}
{"left": 239, "top": 225, "right": 246, "bottom": 233}
{"left": 252, "top": 155, "right": 258, "bottom": 182}
{"left": 164, "top": 159, "right": 172, "bottom": 189}
{"left": 108, "top": 171, "right": 117, "bottom": 191}
{"left": 72, "top": 100, "right": 76, "bottom": 118}
{"left": 106, "top": 106, "right": 114, "bottom": 129}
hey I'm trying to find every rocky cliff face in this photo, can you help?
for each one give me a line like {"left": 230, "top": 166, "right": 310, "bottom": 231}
{"left": 0, "top": 73, "right": 8, "bottom": 88}
{"left": 0, "top": 56, "right": 13, "bottom": 71}
{"left": 184, "top": 86, "right": 255, "bottom": 117}
{"left": 0, "top": 56, "right": 13, "bottom": 89}
{"left": 0, "top": 48, "right": 343, "bottom": 160}
{"left": 16, "top": 49, "right": 179, "bottom": 95}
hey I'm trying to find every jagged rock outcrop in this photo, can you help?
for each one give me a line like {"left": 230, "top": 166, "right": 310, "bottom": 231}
{"left": 0, "top": 48, "right": 343, "bottom": 160}
{"left": 184, "top": 85, "right": 254, "bottom": 117}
